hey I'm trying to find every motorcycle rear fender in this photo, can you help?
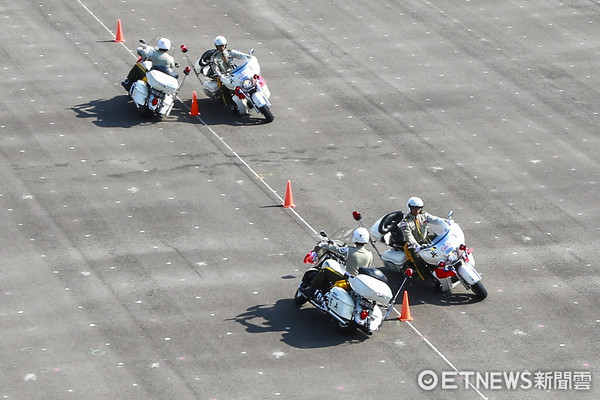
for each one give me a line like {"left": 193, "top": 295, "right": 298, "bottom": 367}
{"left": 456, "top": 258, "right": 481, "bottom": 285}
{"left": 355, "top": 303, "right": 384, "bottom": 332}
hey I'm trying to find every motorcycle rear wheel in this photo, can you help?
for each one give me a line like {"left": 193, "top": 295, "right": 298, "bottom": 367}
{"left": 338, "top": 322, "right": 357, "bottom": 336}
{"left": 471, "top": 281, "right": 488, "bottom": 300}
{"left": 260, "top": 105, "right": 274, "bottom": 123}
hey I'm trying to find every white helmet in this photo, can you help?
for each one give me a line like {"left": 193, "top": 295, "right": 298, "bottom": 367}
{"left": 157, "top": 38, "right": 171, "bottom": 51}
{"left": 352, "top": 227, "right": 370, "bottom": 244}
{"left": 407, "top": 196, "right": 424, "bottom": 210}
{"left": 214, "top": 35, "right": 227, "bottom": 47}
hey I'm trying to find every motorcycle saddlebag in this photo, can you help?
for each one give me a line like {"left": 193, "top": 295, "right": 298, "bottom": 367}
{"left": 328, "top": 286, "right": 354, "bottom": 320}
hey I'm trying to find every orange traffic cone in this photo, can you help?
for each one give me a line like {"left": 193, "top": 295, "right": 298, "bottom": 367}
{"left": 282, "top": 180, "right": 295, "bottom": 208}
{"left": 398, "top": 291, "right": 413, "bottom": 321}
{"left": 190, "top": 91, "right": 200, "bottom": 116}
{"left": 115, "top": 20, "right": 125, "bottom": 43}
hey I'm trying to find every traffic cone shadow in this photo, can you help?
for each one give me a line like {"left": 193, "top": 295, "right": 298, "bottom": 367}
{"left": 115, "top": 20, "right": 125, "bottom": 43}
{"left": 282, "top": 180, "right": 295, "bottom": 208}
{"left": 398, "top": 291, "right": 413, "bottom": 321}
{"left": 190, "top": 91, "right": 200, "bottom": 116}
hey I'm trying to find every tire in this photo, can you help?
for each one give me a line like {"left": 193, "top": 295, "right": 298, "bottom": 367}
{"left": 294, "top": 289, "right": 308, "bottom": 307}
{"left": 259, "top": 105, "right": 274, "bottom": 123}
{"left": 471, "top": 281, "right": 488, "bottom": 300}
{"left": 338, "top": 322, "right": 357, "bottom": 336}
{"left": 142, "top": 107, "right": 154, "bottom": 119}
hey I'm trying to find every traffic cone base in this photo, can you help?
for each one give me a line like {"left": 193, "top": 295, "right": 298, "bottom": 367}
{"left": 282, "top": 180, "right": 295, "bottom": 208}
{"left": 190, "top": 91, "right": 200, "bottom": 116}
{"left": 398, "top": 291, "right": 413, "bottom": 321}
{"left": 115, "top": 20, "right": 125, "bottom": 43}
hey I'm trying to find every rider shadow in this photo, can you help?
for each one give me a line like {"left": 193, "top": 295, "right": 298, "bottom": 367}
{"left": 173, "top": 98, "right": 267, "bottom": 126}
{"left": 232, "top": 298, "right": 368, "bottom": 349}
{"left": 381, "top": 267, "right": 482, "bottom": 307}
{"left": 71, "top": 95, "right": 154, "bottom": 128}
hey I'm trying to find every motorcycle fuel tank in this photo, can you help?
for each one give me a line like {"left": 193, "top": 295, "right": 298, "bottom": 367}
{"left": 349, "top": 275, "right": 392, "bottom": 305}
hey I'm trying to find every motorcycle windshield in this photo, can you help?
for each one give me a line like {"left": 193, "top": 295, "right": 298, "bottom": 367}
{"left": 231, "top": 56, "right": 259, "bottom": 76}
{"left": 430, "top": 221, "right": 465, "bottom": 248}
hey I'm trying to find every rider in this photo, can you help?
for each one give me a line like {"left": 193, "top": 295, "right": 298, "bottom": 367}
{"left": 210, "top": 36, "right": 251, "bottom": 114}
{"left": 301, "top": 227, "right": 373, "bottom": 300}
{"left": 122, "top": 37, "right": 178, "bottom": 92}
{"left": 401, "top": 196, "right": 448, "bottom": 291}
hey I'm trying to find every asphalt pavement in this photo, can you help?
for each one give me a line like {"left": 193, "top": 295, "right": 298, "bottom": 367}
{"left": 1, "top": 1, "right": 598, "bottom": 399}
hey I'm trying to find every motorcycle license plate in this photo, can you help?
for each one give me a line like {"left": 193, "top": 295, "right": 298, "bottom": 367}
{"left": 360, "top": 298, "right": 374, "bottom": 310}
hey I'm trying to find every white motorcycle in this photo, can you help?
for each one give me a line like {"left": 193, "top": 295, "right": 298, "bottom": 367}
{"left": 126, "top": 40, "right": 189, "bottom": 118}
{"left": 181, "top": 46, "right": 274, "bottom": 123}
{"left": 295, "top": 228, "right": 407, "bottom": 336}
{"left": 370, "top": 211, "right": 488, "bottom": 300}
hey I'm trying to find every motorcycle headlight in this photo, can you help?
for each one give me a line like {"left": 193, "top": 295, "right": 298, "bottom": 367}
{"left": 241, "top": 78, "right": 253, "bottom": 89}
{"left": 446, "top": 250, "right": 459, "bottom": 263}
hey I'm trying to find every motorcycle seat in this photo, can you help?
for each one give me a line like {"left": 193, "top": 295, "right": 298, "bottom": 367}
{"left": 358, "top": 267, "right": 388, "bottom": 284}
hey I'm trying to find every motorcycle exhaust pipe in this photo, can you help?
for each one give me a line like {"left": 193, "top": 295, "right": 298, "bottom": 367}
{"left": 308, "top": 299, "right": 350, "bottom": 327}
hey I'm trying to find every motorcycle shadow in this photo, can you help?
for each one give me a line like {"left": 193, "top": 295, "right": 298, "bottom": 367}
{"left": 172, "top": 98, "right": 268, "bottom": 126}
{"left": 232, "top": 299, "right": 369, "bottom": 349}
{"left": 71, "top": 95, "right": 155, "bottom": 128}
{"left": 381, "top": 267, "right": 483, "bottom": 308}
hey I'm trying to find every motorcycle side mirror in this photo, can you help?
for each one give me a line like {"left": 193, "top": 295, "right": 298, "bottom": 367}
{"left": 139, "top": 39, "right": 146, "bottom": 45}
{"left": 249, "top": 48, "right": 255, "bottom": 55}
{"left": 319, "top": 230, "right": 327, "bottom": 238}
{"left": 180, "top": 44, "right": 188, "bottom": 53}
{"left": 352, "top": 210, "right": 362, "bottom": 221}
{"left": 447, "top": 210, "right": 454, "bottom": 219}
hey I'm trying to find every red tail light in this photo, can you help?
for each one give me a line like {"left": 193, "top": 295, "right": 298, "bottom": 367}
{"left": 360, "top": 310, "right": 369, "bottom": 320}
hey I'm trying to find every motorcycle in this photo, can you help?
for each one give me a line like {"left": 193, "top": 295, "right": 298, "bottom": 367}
{"left": 181, "top": 45, "right": 274, "bottom": 123}
{"left": 295, "top": 228, "right": 405, "bottom": 336}
{"left": 126, "top": 39, "right": 189, "bottom": 118}
{"left": 369, "top": 210, "right": 488, "bottom": 300}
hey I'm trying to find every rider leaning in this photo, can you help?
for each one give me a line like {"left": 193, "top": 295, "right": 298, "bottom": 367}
{"left": 210, "top": 36, "right": 251, "bottom": 114}
{"left": 401, "top": 196, "right": 447, "bottom": 292}
{"left": 122, "top": 37, "right": 177, "bottom": 91}
{"left": 301, "top": 227, "right": 373, "bottom": 300}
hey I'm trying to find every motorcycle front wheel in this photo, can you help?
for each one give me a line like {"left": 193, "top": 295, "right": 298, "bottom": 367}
{"left": 471, "top": 281, "right": 488, "bottom": 300}
{"left": 294, "top": 289, "right": 308, "bottom": 307}
{"left": 260, "top": 105, "right": 274, "bottom": 123}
